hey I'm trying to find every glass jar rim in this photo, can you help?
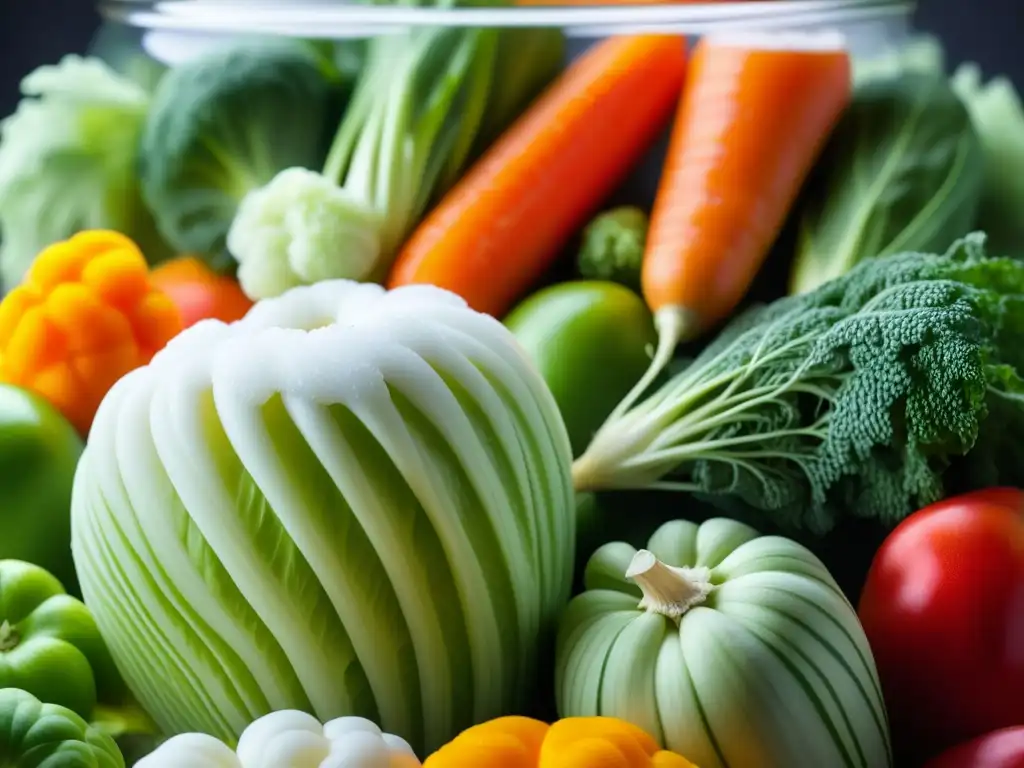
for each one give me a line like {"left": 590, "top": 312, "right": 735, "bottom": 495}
{"left": 98, "top": 0, "right": 915, "bottom": 38}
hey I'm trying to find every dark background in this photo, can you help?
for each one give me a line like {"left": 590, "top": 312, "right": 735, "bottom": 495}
{"left": 0, "top": 0, "right": 1021, "bottom": 118}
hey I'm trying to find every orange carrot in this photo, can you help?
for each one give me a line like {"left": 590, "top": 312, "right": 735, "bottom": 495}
{"left": 642, "top": 31, "right": 851, "bottom": 357}
{"left": 387, "top": 35, "right": 688, "bottom": 318}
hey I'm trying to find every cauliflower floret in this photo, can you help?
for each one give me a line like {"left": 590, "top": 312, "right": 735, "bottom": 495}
{"left": 228, "top": 167, "right": 382, "bottom": 300}
{"left": 136, "top": 711, "right": 421, "bottom": 768}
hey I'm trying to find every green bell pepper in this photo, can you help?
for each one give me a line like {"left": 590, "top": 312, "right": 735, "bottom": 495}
{"left": 0, "top": 384, "right": 83, "bottom": 593}
{"left": 0, "top": 688, "right": 124, "bottom": 767}
{"left": 0, "top": 561, "right": 125, "bottom": 720}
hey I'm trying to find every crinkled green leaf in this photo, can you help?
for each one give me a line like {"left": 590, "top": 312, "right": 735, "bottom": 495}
{"left": 578, "top": 234, "right": 1024, "bottom": 533}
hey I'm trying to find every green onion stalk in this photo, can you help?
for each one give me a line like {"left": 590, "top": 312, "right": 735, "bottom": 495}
{"left": 227, "top": 4, "right": 564, "bottom": 300}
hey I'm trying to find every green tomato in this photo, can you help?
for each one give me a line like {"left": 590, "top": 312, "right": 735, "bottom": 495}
{"left": 0, "top": 561, "right": 125, "bottom": 720}
{"left": 505, "top": 281, "right": 656, "bottom": 457}
{"left": 0, "top": 384, "right": 84, "bottom": 593}
{"left": 0, "top": 688, "right": 124, "bottom": 767}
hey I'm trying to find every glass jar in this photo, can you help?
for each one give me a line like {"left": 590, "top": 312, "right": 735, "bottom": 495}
{"left": 92, "top": 0, "right": 916, "bottom": 69}
{"left": 87, "top": 0, "right": 918, "bottom": 212}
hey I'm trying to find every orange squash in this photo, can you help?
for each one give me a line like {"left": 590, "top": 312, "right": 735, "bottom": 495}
{"left": 424, "top": 715, "right": 698, "bottom": 767}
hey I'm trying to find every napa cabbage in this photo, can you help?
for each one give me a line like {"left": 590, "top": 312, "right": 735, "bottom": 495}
{"left": 70, "top": 280, "right": 575, "bottom": 756}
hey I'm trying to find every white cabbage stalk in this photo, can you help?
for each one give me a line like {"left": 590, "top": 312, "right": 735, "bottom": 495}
{"left": 555, "top": 518, "right": 893, "bottom": 768}
{"left": 71, "top": 280, "right": 575, "bottom": 755}
{"left": 136, "top": 711, "right": 421, "bottom": 767}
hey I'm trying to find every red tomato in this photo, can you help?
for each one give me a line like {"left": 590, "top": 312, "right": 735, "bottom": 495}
{"left": 149, "top": 256, "right": 253, "bottom": 329}
{"left": 858, "top": 488, "right": 1024, "bottom": 764}
{"left": 923, "top": 727, "right": 1024, "bottom": 768}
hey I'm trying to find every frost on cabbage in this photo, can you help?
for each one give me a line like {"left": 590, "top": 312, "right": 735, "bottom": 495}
{"left": 69, "top": 281, "right": 575, "bottom": 756}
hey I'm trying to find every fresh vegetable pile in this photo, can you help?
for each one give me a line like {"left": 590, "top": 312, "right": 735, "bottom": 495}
{"left": 0, "top": 17, "right": 1020, "bottom": 768}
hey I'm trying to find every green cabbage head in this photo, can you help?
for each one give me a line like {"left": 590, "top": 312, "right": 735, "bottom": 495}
{"left": 70, "top": 280, "right": 575, "bottom": 756}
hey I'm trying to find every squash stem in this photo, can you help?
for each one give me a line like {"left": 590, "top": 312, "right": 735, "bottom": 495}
{"left": 626, "top": 550, "right": 713, "bottom": 621}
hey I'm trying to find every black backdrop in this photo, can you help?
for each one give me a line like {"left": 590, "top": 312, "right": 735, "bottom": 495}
{"left": 0, "top": 0, "right": 1020, "bottom": 119}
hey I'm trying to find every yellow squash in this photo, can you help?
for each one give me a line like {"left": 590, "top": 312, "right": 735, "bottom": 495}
{"left": 424, "top": 715, "right": 698, "bottom": 767}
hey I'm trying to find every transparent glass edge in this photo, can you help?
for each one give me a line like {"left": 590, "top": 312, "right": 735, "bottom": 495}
{"left": 98, "top": 0, "right": 916, "bottom": 38}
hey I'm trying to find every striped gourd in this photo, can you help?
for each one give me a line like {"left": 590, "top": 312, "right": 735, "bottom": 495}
{"left": 554, "top": 518, "right": 893, "bottom": 768}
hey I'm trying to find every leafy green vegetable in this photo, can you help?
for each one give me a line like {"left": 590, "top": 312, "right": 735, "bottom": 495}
{"left": 788, "top": 70, "right": 985, "bottom": 295}
{"left": 228, "top": 26, "right": 501, "bottom": 299}
{"left": 852, "top": 35, "right": 1024, "bottom": 258}
{"left": 576, "top": 207, "right": 648, "bottom": 290}
{"left": 952, "top": 63, "right": 1024, "bottom": 257}
{"left": 139, "top": 38, "right": 340, "bottom": 269}
{"left": 573, "top": 233, "right": 1024, "bottom": 534}
{"left": 0, "top": 55, "right": 172, "bottom": 289}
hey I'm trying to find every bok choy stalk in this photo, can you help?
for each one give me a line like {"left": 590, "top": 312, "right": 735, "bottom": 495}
{"left": 227, "top": 26, "right": 499, "bottom": 300}
{"left": 952, "top": 63, "right": 1024, "bottom": 258}
{"left": 788, "top": 68, "right": 984, "bottom": 295}
{"left": 851, "top": 34, "right": 1024, "bottom": 259}
{"left": 70, "top": 280, "right": 575, "bottom": 755}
